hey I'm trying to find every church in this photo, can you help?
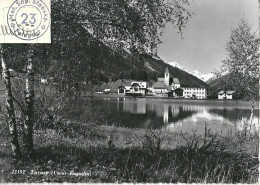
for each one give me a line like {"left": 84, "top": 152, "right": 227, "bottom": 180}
{"left": 152, "top": 67, "right": 181, "bottom": 96}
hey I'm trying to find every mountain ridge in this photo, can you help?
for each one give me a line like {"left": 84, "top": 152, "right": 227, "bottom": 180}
{"left": 142, "top": 55, "right": 209, "bottom": 87}
{"left": 167, "top": 61, "right": 215, "bottom": 82}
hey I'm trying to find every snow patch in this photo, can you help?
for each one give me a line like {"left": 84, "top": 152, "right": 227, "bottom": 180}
{"left": 190, "top": 70, "right": 215, "bottom": 82}
{"left": 168, "top": 61, "right": 186, "bottom": 71}
{"left": 167, "top": 62, "right": 216, "bottom": 82}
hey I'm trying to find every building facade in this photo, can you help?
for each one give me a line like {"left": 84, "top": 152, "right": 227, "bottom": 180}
{"left": 182, "top": 87, "right": 207, "bottom": 99}
{"left": 206, "top": 87, "right": 218, "bottom": 99}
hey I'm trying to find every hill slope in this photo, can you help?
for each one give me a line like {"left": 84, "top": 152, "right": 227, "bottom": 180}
{"left": 2, "top": 18, "right": 208, "bottom": 88}
{"left": 143, "top": 55, "right": 209, "bottom": 87}
{"left": 207, "top": 75, "right": 229, "bottom": 88}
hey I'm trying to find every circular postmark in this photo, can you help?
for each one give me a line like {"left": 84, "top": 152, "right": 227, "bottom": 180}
{"left": 7, "top": 0, "right": 50, "bottom": 41}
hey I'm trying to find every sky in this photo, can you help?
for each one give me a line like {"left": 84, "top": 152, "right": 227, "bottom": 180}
{"left": 157, "top": 0, "right": 259, "bottom": 74}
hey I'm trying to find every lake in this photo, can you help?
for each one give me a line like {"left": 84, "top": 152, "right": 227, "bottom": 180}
{"left": 97, "top": 97, "right": 259, "bottom": 134}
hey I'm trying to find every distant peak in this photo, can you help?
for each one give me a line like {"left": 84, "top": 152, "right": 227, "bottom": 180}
{"left": 190, "top": 70, "right": 215, "bottom": 82}
{"left": 168, "top": 61, "right": 185, "bottom": 71}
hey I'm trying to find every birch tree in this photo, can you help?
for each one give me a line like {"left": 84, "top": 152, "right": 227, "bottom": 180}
{"left": 53, "top": 0, "right": 192, "bottom": 54}
{"left": 0, "top": 44, "right": 22, "bottom": 159}
{"left": 220, "top": 19, "right": 259, "bottom": 130}
{"left": 24, "top": 47, "right": 35, "bottom": 159}
{"left": 2, "top": 0, "right": 192, "bottom": 160}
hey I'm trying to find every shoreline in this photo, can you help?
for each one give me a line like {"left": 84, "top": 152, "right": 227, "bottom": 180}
{"left": 94, "top": 94, "right": 259, "bottom": 109}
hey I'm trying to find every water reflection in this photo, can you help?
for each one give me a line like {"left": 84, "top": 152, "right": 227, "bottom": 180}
{"left": 99, "top": 98, "right": 259, "bottom": 134}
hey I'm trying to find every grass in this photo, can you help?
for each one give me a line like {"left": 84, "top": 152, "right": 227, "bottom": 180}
{"left": 0, "top": 122, "right": 258, "bottom": 183}
{"left": 0, "top": 95, "right": 258, "bottom": 183}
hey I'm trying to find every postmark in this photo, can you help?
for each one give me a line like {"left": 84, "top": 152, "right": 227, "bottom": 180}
{"left": 0, "top": 0, "right": 51, "bottom": 43}
{"left": 7, "top": 0, "right": 50, "bottom": 41}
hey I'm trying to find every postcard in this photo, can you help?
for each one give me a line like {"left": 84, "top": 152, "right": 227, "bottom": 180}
{"left": 0, "top": 0, "right": 259, "bottom": 183}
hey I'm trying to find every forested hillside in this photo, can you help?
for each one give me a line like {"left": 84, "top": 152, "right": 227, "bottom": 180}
{"left": 207, "top": 75, "right": 229, "bottom": 89}
{"left": 2, "top": 3, "right": 208, "bottom": 89}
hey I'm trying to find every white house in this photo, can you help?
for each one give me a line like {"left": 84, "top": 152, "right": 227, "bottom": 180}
{"left": 104, "top": 89, "right": 111, "bottom": 94}
{"left": 218, "top": 91, "right": 236, "bottom": 100}
{"left": 152, "top": 82, "right": 170, "bottom": 97}
{"left": 182, "top": 87, "right": 207, "bottom": 99}
{"left": 131, "top": 81, "right": 147, "bottom": 89}
{"left": 40, "top": 79, "right": 48, "bottom": 84}
{"left": 129, "top": 82, "right": 146, "bottom": 95}
{"left": 119, "top": 81, "right": 147, "bottom": 96}
{"left": 153, "top": 82, "right": 170, "bottom": 93}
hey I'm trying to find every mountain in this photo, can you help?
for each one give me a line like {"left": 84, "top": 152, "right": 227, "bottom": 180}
{"left": 91, "top": 38, "right": 209, "bottom": 87}
{"left": 190, "top": 70, "right": 215, "bottom": 82}
{"left": 207, "top": 75, "right": 229, "bottom": 88}
{"left": 206, "top": 76, "right": 218, "bottom": 84}
{"left": 142, "top": 56, "right": 209, "bottom": 87}
{"left": 4, "top": 15, "right": 208, "bottom": 89}
{"left": 167, "top": 62, "right": 215, "bottom": 82}
{"left": 167, "top": 62, "right": 186, "bottom": 71}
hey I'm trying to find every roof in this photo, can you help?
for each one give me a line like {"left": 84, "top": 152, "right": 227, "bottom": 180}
{"left": 153, "top": 82, "right": 169, "bottom": 89}
{"left": 99, "top": 79, "right": 132, "bottom": 90}
{"left": 218, "top": 90, "right": 236, "bottom": 95}
{"left": 165, "top": 67, "right": 169, "bottom": 74}
{"left": 226, "top": 91, "right": 236, "bottom": 95}
{"left": 218, "top": 90, "right": 225, "bottom": 95}
{"left": 157, "top": 78, "right": 164, "bottom": 82}
{"left": 121, "top": 79, "right": 132, "bottom": 86}
{"left": 181, "top": 85, "right": 207, "bottom": 88}
{"left": 110, "top": 89, "right": 118, "bottom": 93}
{"left": 173, "top": 78, "right": 180, "bottom": 84}
{"left": 131, "top": 83, "right": 140, "bottom": 87}
{"left": 118, "top": 85, "right": 125, "bottom": 89}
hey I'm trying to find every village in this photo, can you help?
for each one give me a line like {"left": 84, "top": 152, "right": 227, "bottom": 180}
{"left": 97, "top": 68, "right": 236, "bottom": 100}
{"left": 0, "top": 67, "right": 236, "bottom": 100}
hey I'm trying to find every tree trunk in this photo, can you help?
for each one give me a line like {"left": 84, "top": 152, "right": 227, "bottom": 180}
{"left": 24, "top": 48, "right": 35, "bottom": 159}
{"left": 0, "top": 44, "right": 22, "bottom": 159}
{"left": 249, "top": 101, "right": 254, "bottom": 132}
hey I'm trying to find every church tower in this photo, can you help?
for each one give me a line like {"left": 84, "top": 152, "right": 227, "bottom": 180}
{"left": 165, "top": 67, "right": 170, "bottom": 86}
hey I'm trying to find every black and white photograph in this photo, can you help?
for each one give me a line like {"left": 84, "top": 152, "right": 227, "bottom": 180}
{"left": 0, "top": 0, "right": 259, "bottom": 183}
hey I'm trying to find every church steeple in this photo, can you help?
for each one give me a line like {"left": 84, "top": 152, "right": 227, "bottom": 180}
{"left": 165, "top": 67, "right": 169, "bottom": 74}
{"left": 165, "top": 67, "right": 170, "bottom": 86}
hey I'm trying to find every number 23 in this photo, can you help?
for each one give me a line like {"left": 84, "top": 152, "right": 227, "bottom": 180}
{"left": 21, "top": 13, "right": 36, "bottom": 24}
